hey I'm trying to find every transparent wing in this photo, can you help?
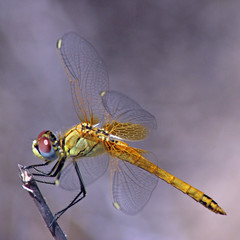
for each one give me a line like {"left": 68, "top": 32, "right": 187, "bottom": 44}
{"left": 112, "top": 153, "right": 158, "bottom": 215}
{"left": 59, "top": 153, "right": 109, "bottom": 191}
{"left": 101, "top": 91, "right": 157, "bottom": 141}
{"left": 57, "top": 32, "right": 109, "bottom": 124}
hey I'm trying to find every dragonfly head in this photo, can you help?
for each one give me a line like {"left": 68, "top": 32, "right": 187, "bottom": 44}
{"left": 32, "top": 130, "right": 59, "bottom": 161}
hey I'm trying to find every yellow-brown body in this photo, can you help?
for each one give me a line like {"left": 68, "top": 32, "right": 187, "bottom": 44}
{"left": 62, "top": 123, "right": 226, "bottom": 215}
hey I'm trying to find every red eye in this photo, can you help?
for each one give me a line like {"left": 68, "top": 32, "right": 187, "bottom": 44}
{"left": 35, "top": 130, "right": 57, "bottom": 161}
{"left": 38, "top": 137, "right": 51, "bottom": 153}
{"left": 37, "top": 130, "right": 49, "bottom": 140}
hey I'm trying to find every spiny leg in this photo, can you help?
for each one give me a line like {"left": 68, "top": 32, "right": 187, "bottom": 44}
{"left": 24, "top": 157, "right": 68, "bottom": 186}
{"left": 24, "top": 161, "right": 53, "bottom": 174}
{"left": 26, "top": 156, "right": 66, "bottom": 178}
{"left": 50, "top": 161, "right": 87, "bottom": 225}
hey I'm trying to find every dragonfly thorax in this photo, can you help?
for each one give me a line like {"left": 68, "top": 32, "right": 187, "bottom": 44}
{"left": 63, "top": 123, "right": 109, "bottom": 159}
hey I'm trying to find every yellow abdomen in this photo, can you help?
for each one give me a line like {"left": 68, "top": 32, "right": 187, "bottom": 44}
{"left": 106, "top": 140, "right": 226, "bottom": 215}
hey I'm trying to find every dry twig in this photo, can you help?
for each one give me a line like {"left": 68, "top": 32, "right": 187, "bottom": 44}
{"left": 18, "top": 164, "right": 67, "bottom": 240}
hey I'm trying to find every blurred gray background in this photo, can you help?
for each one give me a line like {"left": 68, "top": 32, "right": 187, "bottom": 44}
{"left": 0, "top": 0, "right": 239, "bottom": 239}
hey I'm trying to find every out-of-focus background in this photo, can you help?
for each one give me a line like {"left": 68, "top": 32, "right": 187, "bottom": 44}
{"left": 0, "top": 1, "right": 239, "bottom": 239}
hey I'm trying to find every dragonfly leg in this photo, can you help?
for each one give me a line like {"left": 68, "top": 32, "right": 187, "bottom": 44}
{"left": 24, "top": 161, "right": 52, "bottom": 173}
{"left": 25, "top": 161, "right": 60, "bottom": 177}
{"left": 26, "top": 156, "right": 66, "bottom": 177}
{"left": 24, "top": 157, "right": 67, "bottom": 187}
{"left": 34, "top": 179, "right": 56, "bottom": 185}
{"left": 50, "top": 160, "right": 87, "bottom": 225}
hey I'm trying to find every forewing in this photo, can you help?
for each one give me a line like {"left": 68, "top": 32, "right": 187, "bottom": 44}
{"left": 57, "top": 32, "right": 109, "bottom": 124}
{"left": 112, "top": 153, "right": 158, "bottom": 215}
{"left": 59, "top": 153, "right": 109, "bottom": 191}
{"left": 101, "top": 91, "right": 157, "bottom": 141}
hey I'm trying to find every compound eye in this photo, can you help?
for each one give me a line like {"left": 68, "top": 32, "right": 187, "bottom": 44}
{"left": 39, "top": 137, "right": 51, "bottom": 153}
{"left": 38, "top": 130, "right": 49, "bottom": 139}
{"left": 38, "top": 137, "right": 57, "bottom": 161}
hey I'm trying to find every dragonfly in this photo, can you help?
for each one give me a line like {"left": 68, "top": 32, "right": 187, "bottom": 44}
{"left": 27, "top": 32, "right": 226, "bottom": 221}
